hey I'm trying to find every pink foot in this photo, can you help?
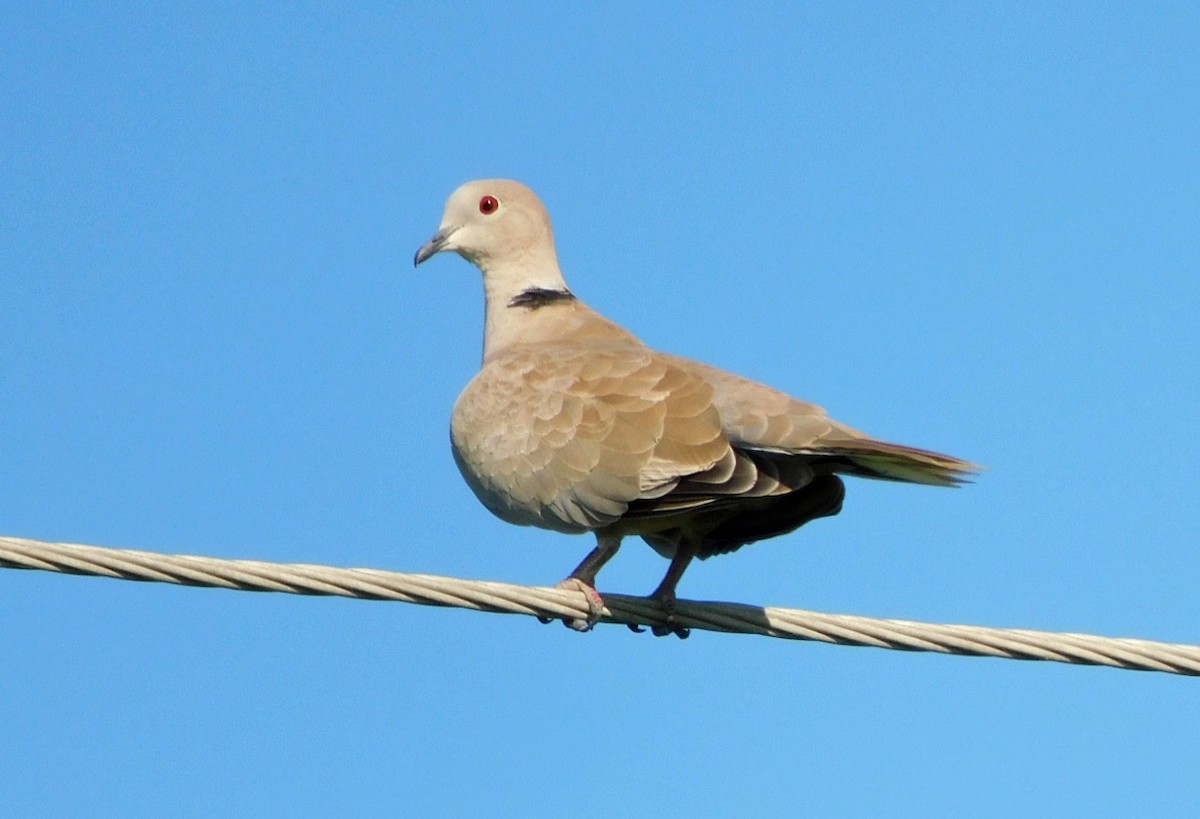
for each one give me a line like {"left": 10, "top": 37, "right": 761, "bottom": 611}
{"left": 554, "top": 577, "right": 605, "bottom": 632}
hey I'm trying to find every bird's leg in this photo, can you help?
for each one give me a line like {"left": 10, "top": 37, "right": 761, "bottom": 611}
{"left": 540, "top": 532, "right": 622, "bottom": 632}
{"left": 646, "top": 543, "right": 697, "bottom": 639}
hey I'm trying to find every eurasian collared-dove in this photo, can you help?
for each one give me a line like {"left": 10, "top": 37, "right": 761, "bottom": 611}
{"left": 414, "top": 180, "right": 977, "bottom": 636}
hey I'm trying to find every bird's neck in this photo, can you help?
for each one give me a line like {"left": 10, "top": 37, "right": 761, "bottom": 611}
{"left": 479, "top": 255, "right": 573, "bottom": 361}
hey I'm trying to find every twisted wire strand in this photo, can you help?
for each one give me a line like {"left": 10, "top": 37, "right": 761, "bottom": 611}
{"left": 3, "top": 535, "right": 1197, "bottom": 676}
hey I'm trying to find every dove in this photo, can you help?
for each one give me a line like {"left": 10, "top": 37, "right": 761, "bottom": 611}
{"left": 414, "top": 179, "right": 977, "bottom": 637}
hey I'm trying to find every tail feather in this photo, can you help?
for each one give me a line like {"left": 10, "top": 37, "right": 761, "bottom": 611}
{"left": 807, "top": 439, "right": 981, "bottom": 487}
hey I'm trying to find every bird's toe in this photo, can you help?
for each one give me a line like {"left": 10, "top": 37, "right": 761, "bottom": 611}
{"left": 553, "top": 577, "right": 605, "bottom": 632}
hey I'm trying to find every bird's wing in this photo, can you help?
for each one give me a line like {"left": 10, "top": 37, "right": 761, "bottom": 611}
{"left": 451, "top": 341, "right": 744, "bottom": 533}
{"left": 667, "top": 355, "right": 980, "bottom": 486}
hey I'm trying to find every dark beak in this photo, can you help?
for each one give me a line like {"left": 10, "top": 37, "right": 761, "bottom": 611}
{"left": 413, "top": 225, "right": 457, "bottom": 266}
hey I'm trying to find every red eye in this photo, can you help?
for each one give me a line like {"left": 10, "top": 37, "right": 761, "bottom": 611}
{"left": 479, "top": 195, "right": 499, "bottom": 215}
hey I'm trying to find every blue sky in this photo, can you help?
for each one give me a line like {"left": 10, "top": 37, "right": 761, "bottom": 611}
{"left": 2, "top": 4, "right": 1198, "bottom": 816}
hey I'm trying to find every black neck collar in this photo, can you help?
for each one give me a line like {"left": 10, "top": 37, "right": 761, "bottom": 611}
{"left": 508, "top": 287, "right": 576, "bottom": 310}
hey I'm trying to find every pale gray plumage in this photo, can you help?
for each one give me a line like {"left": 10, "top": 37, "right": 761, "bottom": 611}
{"left": 414, "top": 179, "right": 978, "bottom": 636}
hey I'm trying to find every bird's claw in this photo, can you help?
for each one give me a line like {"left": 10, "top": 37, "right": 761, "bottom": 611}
{"left": 552, "top": 577, "right": 605, "bottom": 632}
{"left": 650, "top": 621, "right": 691, "bottom": 639}
{"left": 630, "top": 595, "right": 690, "bottom": 639}
{"left": 629, "top": 621, "right": 687, "bottom": 637}
{"left": 542, "top": 577, "right": 690, "bottom": 638}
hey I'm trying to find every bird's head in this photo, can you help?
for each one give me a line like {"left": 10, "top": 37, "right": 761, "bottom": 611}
{"left": 414, "top": 179, "right": 558, "bottom": 272}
